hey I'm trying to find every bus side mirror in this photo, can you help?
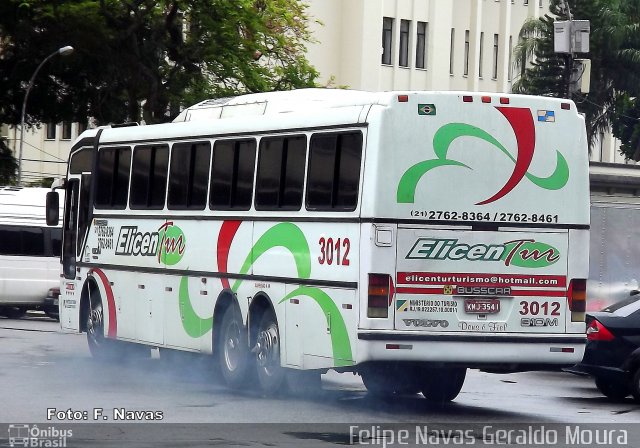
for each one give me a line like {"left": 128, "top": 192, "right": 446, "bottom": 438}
{"left": 46, "top": 191, "right": 60, "bottom": 226}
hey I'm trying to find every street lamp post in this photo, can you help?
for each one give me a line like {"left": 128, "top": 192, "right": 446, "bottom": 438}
{"left": 18, "top": 45, "right": 74, "bottom": 185}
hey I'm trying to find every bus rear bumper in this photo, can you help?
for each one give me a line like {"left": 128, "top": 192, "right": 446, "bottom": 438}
{"left": 356, "top": 331, "right": 586, "bottom": 370}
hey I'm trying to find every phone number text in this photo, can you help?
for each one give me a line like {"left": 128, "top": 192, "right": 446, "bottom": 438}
{"left": 410, "top": 210, "right": 560, "bottom": 223}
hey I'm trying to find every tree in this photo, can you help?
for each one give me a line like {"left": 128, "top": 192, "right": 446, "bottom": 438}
{"left": 0, "top": 0, "right": 319, "bottom": 126}
{"left": 513, "top": 0, "right": 625, "bottom": 150}
{"left": 0, "top": 137, "right": 17, "bottom": 185}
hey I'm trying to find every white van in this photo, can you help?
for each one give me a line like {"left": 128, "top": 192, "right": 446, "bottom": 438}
{"left": 0, "top": 186, "right": 63, "bottom": 319}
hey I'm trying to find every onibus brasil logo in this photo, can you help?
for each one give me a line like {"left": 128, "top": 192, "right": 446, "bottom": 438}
{"left": 115, "top": 221, "right": 185, "bottom": 265}
{"left": 406, "top": 238, "right": 560, "bottom": 268}
{"left": 397, "top": 107, "right": 569, "bottom": 204}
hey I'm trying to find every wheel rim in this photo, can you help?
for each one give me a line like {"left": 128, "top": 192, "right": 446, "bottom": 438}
{"left": 87, "top": 299, "right": 104, "bottom": 347}
{"left": 256, "top": 322, "right": 279, "bottom": 376}
{"left": 223, "top": 319, "right": 243, "bottom": 372}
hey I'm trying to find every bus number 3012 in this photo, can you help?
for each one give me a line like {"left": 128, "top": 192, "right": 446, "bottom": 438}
{"left": 318, "top": 237, "right": 351, "bottom": 266}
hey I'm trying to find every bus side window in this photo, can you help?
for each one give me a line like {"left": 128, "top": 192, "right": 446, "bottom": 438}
{"left": 168, "top": 141, "right": 211, "bottom": 210}
{"left": 130, "top": 144, "right": 169, "bottom": 209}
{"left": 255, "top": 135, "right": 306, "bottom": 211}
{"left": 210, "top": 139, "right": 256, "bottom": 210}
{"left": 95, "top": 147, "right": 131, "bottom": 209}
{"left": 306, "top": 131, "right": 363, "bottom": 211}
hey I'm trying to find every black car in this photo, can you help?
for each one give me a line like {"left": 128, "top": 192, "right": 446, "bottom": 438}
{"left": 42, "top": 287, "right": 60, "bottom": 321}
{"left": 574, "top": 294, "right": 640, "bottom": 401}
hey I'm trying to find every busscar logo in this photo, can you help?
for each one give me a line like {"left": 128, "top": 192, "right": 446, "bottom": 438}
{"left": 457, "top": 286, "right": 512, "bottom": 296}
{"left": 406, "top": 238, "right": 560, "bottom": 268}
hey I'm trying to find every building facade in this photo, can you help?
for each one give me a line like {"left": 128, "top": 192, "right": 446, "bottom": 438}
{"left": 0, "top": 0, "right": 629, "bottom": 185}
{"left": 1, "top": 122, "right": 83, "bottom": 185}
{"left": 305, "top": 0, "right": 626, "bottom": 164}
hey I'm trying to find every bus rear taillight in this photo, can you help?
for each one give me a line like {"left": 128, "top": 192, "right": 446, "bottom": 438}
{"left": 368, "top": 274, "right": 390, "bottom": 318}
{"left": 568, "top": 279, "right": 587, "bottom": 322}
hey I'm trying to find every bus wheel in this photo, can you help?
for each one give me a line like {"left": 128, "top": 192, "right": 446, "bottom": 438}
{"left": 631, "top": 368, "right": 640, "bottom": 403}
{"left": 595, "top": 377, "right": 629, "bottom": 400}
{"left": 361, "top": 364, "right": 420, "bottom": 396}
{"left": 254, "top": 309, "right": 286, "bottom": 395}
{"left": 218, "top": 305, "right": 250, "bottom": 388}
{"left": 86, "top": 290, "right": 109, "bottom": 359}
{"left": 420, "top": 367, "right": 466, "bottom": 402}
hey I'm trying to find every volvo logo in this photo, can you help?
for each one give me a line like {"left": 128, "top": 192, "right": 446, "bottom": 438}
{"left": 402, "top": 318, "right": 449, "bottom": 328}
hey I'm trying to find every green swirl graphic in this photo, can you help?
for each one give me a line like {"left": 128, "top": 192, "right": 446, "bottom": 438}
{"left": 279, "top": 286, "right": 353, "bottom": 367}
{"left": 231, "top": 222, "right": 311, "bottom": 292}
{"left": 179, "top": 275, "right": 213, "bottom": 338}
{"left": 397, "top": 123, "right": 569, "bottom": 203}
{"left": 178, "top": 222, "right": 354, "bottom": 369}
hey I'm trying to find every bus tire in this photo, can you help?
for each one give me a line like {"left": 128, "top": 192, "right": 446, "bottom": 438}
{"left": 420, "top": 367, "right": 466, "bottom": 402}
{"left": 631, "top": 368, "right": 640, "bottom": 403}
{"left": 361, "top": 363, "right": 421, "bottom": 396}
{"left": 218, "top": 305, "right": 250, "bottom": 388}
{"left": 595, "top": 377, "right": 629, "bottom": 400}
{"left": 86, "top": 288, "right": 113, "bottom": 359}
{"left": 255, "top": 309, "right": 286, "bottom": 395}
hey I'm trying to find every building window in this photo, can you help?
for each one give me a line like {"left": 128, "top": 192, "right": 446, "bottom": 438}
{"left": 306, "top": 131, "right": 363, "bottom": 211}
{"left": 45, "top": 122, "right": 56, "bottom": 140}
{"left": 399, "top": 20, "right": 410, "bottom": 67}
{"left": 382, "top": 17, "right": 394, "bottom": 65}
{"left": 77, "top": 122, "right": 87, "bottom": 135}
{"left": 169, "top": 141, "right": 211, "bottom": 210}
{"left": 464, "top": 30, "right": 470, "bottom": 76}
{"left": 508, "top": 36, "right": 513, "bottom": 81}
{"left": 61, "top": 122, "right": 72, "bottom": 140}
{"left": 449, "top": 28, "right": 455, "bottom": 75}
{"left": 493, "top": 34, "right": 499, "bottom": 80}
{"left": 416, "top": 22, "right": 427, "bottom": 69}
{"left": 479, "top": 32, "right": 484, "bottom": 78}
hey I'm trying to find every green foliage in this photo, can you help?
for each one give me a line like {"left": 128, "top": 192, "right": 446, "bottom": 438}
{"left": 0, "top": 137, "right": 17, "bottom": 185}
{"left": 0, "top": 0, "right": 319, "bottom": 126}
{"left": 513, "top": 0, "right": 640, "bottom": 156}
{"left": 26, "top": 177, "right": 55, "bottom": 187}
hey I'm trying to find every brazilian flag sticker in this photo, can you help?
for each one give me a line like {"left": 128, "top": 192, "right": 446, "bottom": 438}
{"left": 418, "top": 103, "right": 436, "bottom": 115}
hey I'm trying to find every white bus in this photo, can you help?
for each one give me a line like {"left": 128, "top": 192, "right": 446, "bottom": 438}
{"left": 0, "top": 186, "right": 63, "bottom": 319}
{"left": 47, "top": 89, "right": 589, "bottom": 401}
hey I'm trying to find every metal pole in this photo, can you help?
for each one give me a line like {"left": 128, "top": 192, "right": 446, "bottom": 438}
{"left": 18, "top": 46, "right": 74, "bottom": 185}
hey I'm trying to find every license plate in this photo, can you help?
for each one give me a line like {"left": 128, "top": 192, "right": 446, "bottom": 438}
{"left": 464, "top": 298, "right": 500, "bottom": 314}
